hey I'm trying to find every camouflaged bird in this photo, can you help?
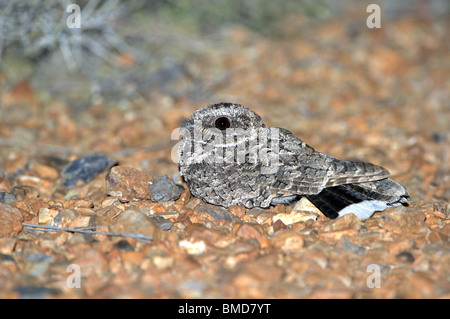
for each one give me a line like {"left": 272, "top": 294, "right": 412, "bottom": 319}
{"left": 178, "top": 102, "right": 409, "bottom": 220}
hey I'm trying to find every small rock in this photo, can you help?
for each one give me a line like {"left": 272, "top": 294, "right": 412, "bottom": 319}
{"left": 273, "top": 219, "right": 288, "bottom": 232}
{"left": 106, "top": 166, "right": 153, "bottom": 202}
{"left": 339, "top": 238, "right": 367, "bottom": 255}
{"left": 388, "top": 238, "right": 415, "bottom": 255}
{"left": 399, "top": 273, "right": 435, "bottom": 298}
{"left": 255, "top": 211, "right": 276, "bottom": 225}
{"left": 228, "top": 205, "right": 246, "bottom": 219}
{"left": 100, "top": 196, "right": 126, "bottom": 210}
{"left": 323, "top": 213, "right": 361, "bottom": 232}
{"left": 156, "top": 211, "right": 180, "bottom": 222}
{"left": 31, "top": 163, "right": 59, "bottom": 180}
{"left": 235, "top": 223, "right": 266, "bottom": 246}
{"left": 38, "top": 207, "right": 60, "bottom": 225}
{"left": 95, "top": 205, "right": 123, "bottom": 220}
{"left": 17, "top": 175, "right": 41, "bottom": 189}
{"left": 273, "top": 209, "right": 317, "bottom": 225}
{"left": 185, "top": 197, "right": 203, "bottom": 209}
{"left": 109, "top": 209, "right": 160, "bottom": 240}
{"left": 24, "top": 253, "right": 54, "bottom": 263}
{"left": 14, "top": 286, "right": 61, "bottom": 299}
{"left": 150, "top": 175, "right": 181, "bottom": 202}
{"left": 121, "top": 251, "right": 145, "bottom": 268}
{"left": 63, "top": 198, "right": 94, "bottom": 209}
{"left": 62, "top": 153, "right": 115, "bottom": 188}
{"left": 0, "top": 238, "right": 17, "bottom": 254}
{"left": 152, "top": 254, "right": 174, "bottom": 270}
{"left": 150, "top": 215, "right": 174, "bottom": 231}
{"left": 14, "top": 197, "right": 48, "bottom": 215}
{"left": 246, "top": 207, "right": 265, "bottom": 218}
{"left": 0, "top": 203, "right": 23, "bottom": 237}
{"left": 186, "top": 224, "right": 229, "bottom": 247}
{"left": 68, "top": 215, "right": 92, "bottom": 229}
{"left": 379, "top": 207, "right": 427, "bottom": 234}
{"left": 439, "top": 223, "right": 450, "bottom": 239}
{"left": 0, "top": 253, "right": 15, "bottom": 263}
{"left": 53, "top": 209, "right": 78, "bottom": 228}
{"left": 148, "top": 202, "right": 166, "bottom": 214}
{"left": 293, "top": 197, "right": 322, "bottom": 215}
{"left": 396, "top": 251, "right": 415, "bottom": 263}
{"left": 113, "top": 239, "right": 135, "bottom": 252}
{"left": 195, "top": 203, "right": 236, "bottom": 221}
{"left": 186, "top": 209, "right": 213, "bottom": 224}
{"left": 75, "top": 207, "right": 95, "bottom": 215}
{"left": 179, "top": 239, "right": 206, "bottom": 255}
{"left": 271, "top": 229, "right": 305, "bottom": 252}
{"left": 431, "top": 132, "right": 446, "bottom": 143}
{"left": 0, "top": 192, "right": 16, "bottom": 205}
{"left": 11, "top": 185, "right": 39, "bottom": 200}
{"left": 427, "top": 230, "right": 446, "bottom": 243}
{"left": 176, "top": 189, "right": 191, "bottom": 204}
{"left": 238, "top": 254, "right": 283, "bottom": 283}
{"left": 425, "top": 216, "right": 441, "bottom": 230}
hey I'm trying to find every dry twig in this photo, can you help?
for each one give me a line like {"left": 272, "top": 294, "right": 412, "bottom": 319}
{"left": 22, "top": 222, "right": 153, "bottom": 243}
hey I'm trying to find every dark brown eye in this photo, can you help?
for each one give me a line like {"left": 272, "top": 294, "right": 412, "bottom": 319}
{"left": 214, "top": 117, "right": 231, "bottom": 130}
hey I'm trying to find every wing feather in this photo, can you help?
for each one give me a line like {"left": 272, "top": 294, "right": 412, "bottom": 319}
{"left": 269, "top": 128, "right": 390, "bottom": 196}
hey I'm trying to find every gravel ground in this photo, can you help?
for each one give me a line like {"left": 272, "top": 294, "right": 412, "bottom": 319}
{"left": 0, "top": 8, "right": 448, "bottom": 299}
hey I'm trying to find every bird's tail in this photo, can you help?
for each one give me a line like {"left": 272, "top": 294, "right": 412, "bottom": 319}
{"left": 306, "top": 178, "right": 409, "bottom": 220}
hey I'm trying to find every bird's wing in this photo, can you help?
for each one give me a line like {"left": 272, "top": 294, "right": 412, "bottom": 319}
{"left": 268, "top": 128, "right": 390, "bottom": 196}
{"left": 325, "top": 159, "right": 390, "bottom": 187}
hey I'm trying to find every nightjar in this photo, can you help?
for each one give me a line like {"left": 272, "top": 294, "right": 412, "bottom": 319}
{"left": 178, "top": 102, "right": 409, "bottom": 220}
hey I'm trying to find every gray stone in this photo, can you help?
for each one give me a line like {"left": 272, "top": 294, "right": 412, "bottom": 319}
{"left": 150, "top": 175, "right": 181, "bottom": 202}
{"left": 62, "top": 153, "right": 115, "bottom": 188}
{"left": 0, "top": 192, "right": 16, "bottom": 205}
{"left": 150, "top": 215, "right": 174, "bottom": 231}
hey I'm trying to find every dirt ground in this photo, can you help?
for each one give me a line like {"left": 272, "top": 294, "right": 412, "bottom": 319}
{"left": 0, "top": 5, "right": 449, "bottom": 299}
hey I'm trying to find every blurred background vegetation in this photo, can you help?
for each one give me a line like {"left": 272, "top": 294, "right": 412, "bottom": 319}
{"left": 0, "top": 0, "right": 448, "bottom": 110}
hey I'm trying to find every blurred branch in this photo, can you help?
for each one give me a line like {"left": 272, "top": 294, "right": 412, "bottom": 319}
{"left": 23, "top": 222, "right": 154, "bottom": 243}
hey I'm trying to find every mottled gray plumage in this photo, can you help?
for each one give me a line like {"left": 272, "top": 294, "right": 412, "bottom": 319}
{"left": 178, "top": 103, "right": 409, "bottom": 219}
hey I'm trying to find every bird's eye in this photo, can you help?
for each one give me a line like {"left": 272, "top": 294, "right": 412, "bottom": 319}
{"left": 214, "top": 117, "right": 231, "bottom": 130}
